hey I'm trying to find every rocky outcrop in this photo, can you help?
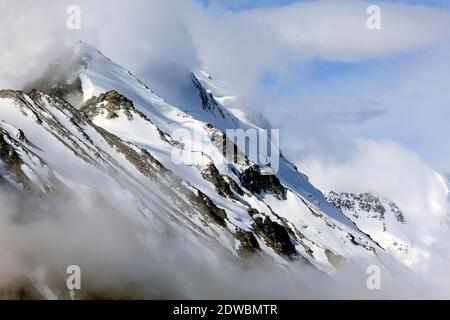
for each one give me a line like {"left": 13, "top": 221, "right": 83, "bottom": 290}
{"left": 252, "top": 216, "right": 296, "bottom": 257}
{"left": 192, "top": 74, "right": 224, "bottom": 117}
{"left": 327, "top": 191, "right": 406, "bottom": 226}
{"left": 190, "top": 190, "right": 228, "bottom": 226}
{"left": 0, "top": 132, "right": 32, "bottom": 190}
{"left": 81, "top": 90, "right": 135, "bottom": 120}
{"left": 201, "top": 162, "right": 238, "bottom": 199}
{"left": 235, "top": 229, "right": 260, "bottom": 255}
{"left": 240, "top": 165, "right": 286, "bottom": 200}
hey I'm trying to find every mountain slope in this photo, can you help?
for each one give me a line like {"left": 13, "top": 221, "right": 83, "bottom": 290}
{"left": 0, "top": 42, "right": 408, "bottom": 298}
{"left": 326, "top": 191, "right": 410, "bottom": 261}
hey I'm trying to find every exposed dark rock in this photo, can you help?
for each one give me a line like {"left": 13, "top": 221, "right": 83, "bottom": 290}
{"left": 247, "top": 208, "right": 258, "bottom": 217}
{"left": 0, "top": 133, "right": 32, "bottom": 190}
{"left": 225, "top": 176, "right": 244, "bottom": 196}
{"left": 81, "top": 106, "right": 230, "bottom": 229}
{"left": 235, "top": 229, "right": 260, "bottom": 255}
{"left": 240, "top": 165, "right": 286, "bottom": 200}
{"left": 26, "top": 90, "right": 99, "bottom": 164}
{"left": 191, "top": 74, "right": 224, "bottom": 117}
{"left": 201, "top": 163, "right": 237, "bottom": 199}
{"left": 0, "top": 89, "right": 19, "bottom": 100}
{"left": 190, "top": 190, "right": 228, "bottom": 226}
{"left": 210, "top": 130, "right": 248, "bottom": 166}
{"left": 16, "top": 129, "right": 26, "bottom": 143}
{"left": 81, "top": 90, "right": 135, "bottom": 120}
{"left": 252, "top": 216, "right": 296, "bottom": 257}
{"left": 346, "top": 233, "right": 376, "bottom": 253}
{"left": 94, "top": 125, "right": 167, "bottom": 179}
{"left": 327, "top": 191, "right": 406, "bottom": 226}
{"left": 391, "top": 204, "right": 406, "bottom": 223}
{"left": 0, "top": 90, "right": 43, "bottom": 125}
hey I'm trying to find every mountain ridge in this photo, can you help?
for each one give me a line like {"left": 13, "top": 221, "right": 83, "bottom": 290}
{"left": 0, "top": 42, "right": 409, "bottom": 298}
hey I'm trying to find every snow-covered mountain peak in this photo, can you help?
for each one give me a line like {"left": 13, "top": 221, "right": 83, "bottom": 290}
{"left": 0, "top": 41, "right": 415, "bottom": 298}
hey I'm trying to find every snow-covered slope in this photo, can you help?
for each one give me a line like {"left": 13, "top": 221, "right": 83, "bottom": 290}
{"left": 326, "top": 192, "right": 411, "bottom": 262}
{"left": 0, "top": 42, "right": 408, "bottom": 298}
{"left": 326, "top": 175, "right": 450, "bottom": 270}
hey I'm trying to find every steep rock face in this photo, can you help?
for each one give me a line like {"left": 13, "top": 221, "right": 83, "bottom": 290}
{"left": 326, "top": 191, "right": 410, "bottom": 259}
{"left": 252, "top": 216, "right": 296, "bottom": 257}
{"left": 240, "top": 165, "right": 286, "bottom": 200}
{"left": 0, "top": 132, "right": 32, "bottom": 190}
{"left": 201, "top": 162, "right": 237, "bottom": 199}
{"left": 235, "top": 229, "right": 260, "bottom": 255}
{"left": 191, "top": 73, "right": 224, "bottom": 117}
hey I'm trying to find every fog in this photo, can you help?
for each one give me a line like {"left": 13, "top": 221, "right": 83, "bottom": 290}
{"left": 1, "top": 0, "right": 450, "bottom": 299}
{"left": 0, "top": 183, "right": 449, "bottom": 299}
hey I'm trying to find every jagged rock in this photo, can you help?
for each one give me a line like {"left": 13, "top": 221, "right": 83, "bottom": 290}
{"left": 81, "top": 90, "right": 135, "bottom": 120}
{"left": 0, "top": 133, "right": 32, "bottom": 190}
{"left": 240, "top": 165, "right": 286, "bottom": 200}
{"left": 0, "top": 43, "right": 405, "bottom": 299}
{"left": 94, "top": 125, "right": 167, "bottom": 179}
{"left": 235, "top": 229, "right": 260, "bottom": 255}
{"left": 16, "top": 129, "right": 26, "bottom": 143}
{"left": 191, "top": 74, "right": 224, "bottom": 117}
{"left": 327, "top": 191, "right": 406, "bottom": 225}
{"left": 252, "top": 216, "right": 296, "bottom": 257}
{"left": 225, "top": 176, "right": 244, "bottom": 196}
{"left": 346, "top": 233, "right": 376, "bottom": 253}
{"left": 0, "top": 90, "right": 43, "bottom": 125}
{"left": 201, "top": 163, "right": 237, "bottom": 199}
{"left": 209, "top": 130, "right": 248, "bottom": 166}
{"left": 191, "top": 190, "right": 228, "bottom": 226}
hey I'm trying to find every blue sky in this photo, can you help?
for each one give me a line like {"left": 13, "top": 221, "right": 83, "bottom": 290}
{"left": 199, "top": 0, "right": 300, "bottom": 11}
{"left": 199, "top": 0, "right": 450, "bottom": 11}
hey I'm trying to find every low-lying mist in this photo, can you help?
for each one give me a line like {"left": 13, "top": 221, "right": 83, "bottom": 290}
{"left": 0, "top": 183, "right": 449, "bottom": 300}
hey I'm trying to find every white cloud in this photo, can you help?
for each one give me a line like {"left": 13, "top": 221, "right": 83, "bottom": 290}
{"left": 265, "top": 41, "right": 450, "bottom": 174}
{"left": 299, "top": 139, "right": 449, "bottom": 269}
{"left": 257, "top": 1, "right": 450, "bottom": 61}
{"left": 301, "top": 140, "right": 447, "bottom": 218}
{"left": 0, "top": 0, "right": 76, "bottom": 89}
{"left": 0, "top": 0, "right": 200, "bottom": 90}
{"left": 186, "top": 0, "right": 450, "bottom": 101}
{"left": 3, "top": 0, "right": 450, "bottom": 98}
